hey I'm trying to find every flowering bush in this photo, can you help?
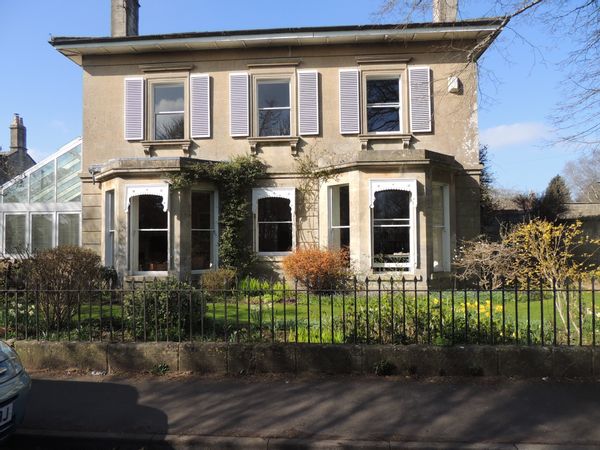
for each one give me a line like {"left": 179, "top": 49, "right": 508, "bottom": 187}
{"left": 282, "top": 247, "right": 351, "bottom": 292}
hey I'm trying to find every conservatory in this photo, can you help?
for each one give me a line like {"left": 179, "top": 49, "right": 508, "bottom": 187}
{"left": 0, "top": 137, "right": 82, "bottom": 256}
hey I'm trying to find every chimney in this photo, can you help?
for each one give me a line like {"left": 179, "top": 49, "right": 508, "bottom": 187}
{"left": 111, "top": 0, "right": 139, "bottom": 37}
{"left": 9, "top": 114, "right": 26, "bottom": 153}
{"left": 433, "top": 0, "right": 458, "bottom": 22}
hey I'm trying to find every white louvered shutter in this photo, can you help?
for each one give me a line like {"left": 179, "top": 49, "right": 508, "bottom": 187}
{"left": 298, "top": 70, "right": 319, "bottom": 135}
{"left": 409, "top": 67, "right": 432, "bottom": 133}
{"left": 229, "top": 72, "right": 249, "bottom": 137}
{"left": 339, "top": 69, "right": 360, "bottom": 134}
{"left": 124, "top": 77, "right": 144, "bottom": 141}
{"left": 190, "top": 74, "right": 210, "bottom": 138}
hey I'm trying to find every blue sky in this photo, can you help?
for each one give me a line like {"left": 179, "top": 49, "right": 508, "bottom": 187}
{"left": 0, "top": 1, "right": 577, "bottom": 192}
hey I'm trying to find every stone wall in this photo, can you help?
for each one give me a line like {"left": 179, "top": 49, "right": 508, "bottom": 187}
{"left": 14, "top": 341, "right": 600, "bottom": 378}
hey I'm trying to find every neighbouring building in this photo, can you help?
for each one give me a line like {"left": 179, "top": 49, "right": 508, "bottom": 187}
{"left": 49, "top": 0, "right": 501, "bottom": 281}
{"left": 0, "top": 136, "right": 81, "bottom": 255}
{"left": 0, "top": 114, "right": 36, "bottom": 185}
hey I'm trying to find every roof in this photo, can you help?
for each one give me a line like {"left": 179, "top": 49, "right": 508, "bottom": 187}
{"left": 0, "top": 137, "right": 82, "bottom": 192}
{"left": 50, "top": 18, "right": 503, "bottom": 65}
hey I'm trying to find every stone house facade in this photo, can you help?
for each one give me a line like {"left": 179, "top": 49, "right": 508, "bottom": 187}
{"left": 51, "top": 0, "right": 500, "bottom": 281}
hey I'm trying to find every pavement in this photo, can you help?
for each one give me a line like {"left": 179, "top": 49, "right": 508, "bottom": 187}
{"left": 5, "top": 372, "right": 600, "bottom": 449}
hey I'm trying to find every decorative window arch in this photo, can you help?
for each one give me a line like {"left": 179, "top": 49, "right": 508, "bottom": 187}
{"left": 369, "top": 179, "right": 418, "bottom": 271}
{"left": 125, "top": 184, "right": 169, "bottom": 212}
{"left": 252, "top": 187, "right": 296, "bottom": 255}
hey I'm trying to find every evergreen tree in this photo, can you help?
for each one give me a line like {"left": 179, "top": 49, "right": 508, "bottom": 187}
{"left": 539, "top": 175, "right": 571, "bottom": 221}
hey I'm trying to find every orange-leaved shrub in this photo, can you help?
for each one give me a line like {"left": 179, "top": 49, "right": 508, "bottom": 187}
{"left": 282, "top": 247, "right": 350, "bottom": 291}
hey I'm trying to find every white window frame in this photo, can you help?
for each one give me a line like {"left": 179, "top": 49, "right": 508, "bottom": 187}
{"left": 255, "top": 78, "right": 292, "bottom": 137}
{"left": 126, "top": 184, "right": 170, "bottom": 275}
{"left": 191, "top": 189, "right": 219, "bottom": 274}
{"left": 57, "top": 212, "right": 81, "bottom": 247}
{"left": 365, "top": 75, "right": 403, "bottom": 135}
{"left": 369, "top": 179, "right": 417, "bottom": 271}
{"left": 252, "top": 187, "right": 296, "bottom": 256}
{"left": 30, "top": 212, "right": 54, "bottom": 252}
{"left": 3, "top": 213, "right": 28, "bottom": 256}
{"left": 432, "top": 183, "right": 451, "bottom": 272}
{"left": 328, "top": 184, "right": 350, "bottom": 250}
{"left": 105, "top": 190, "right": 115, "bottom": 267}
{"left": 149, "top": 79, "right": 186, "bottom": 141}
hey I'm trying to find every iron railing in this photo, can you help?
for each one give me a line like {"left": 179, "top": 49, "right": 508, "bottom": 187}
{"left": 0, "top": 277, "right": 598, "bottom": 346}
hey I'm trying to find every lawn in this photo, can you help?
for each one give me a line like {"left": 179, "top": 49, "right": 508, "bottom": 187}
{"left": 0, "top": 287, "right": 597, "bottom": 345}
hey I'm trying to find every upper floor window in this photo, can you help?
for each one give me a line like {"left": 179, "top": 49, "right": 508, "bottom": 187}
{"left": 124, "top": 75, "right": 211, "bottom": 142}
{"left": 366, "top": 77, "right": 401, "bottom": 133}
{"left": 339, "top": 67, "right": 431, "bottom": 135}
{"left": 257, "top": 80, "right": 291, "bottom": 137}
{"left": 229, "top": 71, "right": 319, "bottom": 139}
{"left": 152, "top": 82, "right": 185, "bottom": 140}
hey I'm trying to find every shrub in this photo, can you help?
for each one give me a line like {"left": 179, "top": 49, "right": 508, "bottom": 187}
{"left": 123, "top": 278, "right": 201, "bottom": 341}
{"left": 282, "top": 247, "right": 350, "bottom": 292}
{"left": 453, "top": 237, "right": 518, "bottom": 289}
{"left": 201, "top": 268, "right": 237, "bottom": 293}
{"left": 20, "top": 246, "right": 104, "bottom": 330}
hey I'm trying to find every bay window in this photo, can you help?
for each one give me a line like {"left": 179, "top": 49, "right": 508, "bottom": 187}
{"left": 127, "top": 186, "right": 170, "bottom": 273}
{"left": 253, "top": 188, "right": 295, "bottom": 255}
{"left": 432, "top": 183, "right": 450, "bottom": 272}
{"left": 191, "top": 191, "right": 216, "bottom": 271}
{"left": 329, "top": 185, "right": 350, "bottom": 250}
{"left": 370, "top": 180, "right": 417, "bottom": 270}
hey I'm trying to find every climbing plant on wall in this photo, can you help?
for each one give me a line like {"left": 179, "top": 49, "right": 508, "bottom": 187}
{"left": 170, "top": 155, "right": 266, "bottom": 274}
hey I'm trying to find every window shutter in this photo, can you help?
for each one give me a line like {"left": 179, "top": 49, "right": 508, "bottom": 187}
{"left": 190, "top": 74, "right": 210, "bottom": 138}
{"left": 229, "top": 72, "right": 249, "bottom": 137}
{"left": 298, "top": 70, "right": 319, "bottom": 136}
{"left": 124, "top": 77, "right": 144, "bottom": 141}
{"left": 409, "top": 67, "right": 432, "bottom": 133}
{"left": 339, "top": 69, "right": 360, "bottom": 134}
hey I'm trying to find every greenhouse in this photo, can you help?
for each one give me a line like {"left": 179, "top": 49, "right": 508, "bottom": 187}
{"left": 0, "top": 137, "right": 82, "bottom": 255}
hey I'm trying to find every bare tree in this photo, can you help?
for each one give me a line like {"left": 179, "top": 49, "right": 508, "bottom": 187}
{"left": 562, "top": 153, "right": 600, "bottom": 202}
{"left": 376, "top": 0, "right": 600, "bottom": 151}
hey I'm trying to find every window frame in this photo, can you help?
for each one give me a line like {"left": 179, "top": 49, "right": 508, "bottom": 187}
{"left": 190, "top": 189, "right": 219, "bottom": 274}
{"left": 147, "top": 77, "right": 188, "bottom": 141}
{"left": 365, "top": 75, "right": 403, "bottom": 134}
{"left": 252, "top": 187, "right": 296, "bottom": 256}
{"left": 369, "top": 179, "right": 417, "bottom": 271}
{"left": 126, "top": 185, "right": 171, "bottom": 275}
{"left": 105, "top": 190, "right": 115, "bottom": 267}
{"left": 432, "top": 183, "right": 451, "bottom": 272}
{"left": 360, "top": 69, "right": 407, "bottom": 136}
{"left": 4, "top": 213, "right": 27, "bottom": 255}
{"left": 57, "top": 212, "right": 81, "bottom": 247}
{"left": 252, "top": 74, "right": 295, "bottom": 138}
{"left": 328, "top": 184, "right": 350, "bottom": 251}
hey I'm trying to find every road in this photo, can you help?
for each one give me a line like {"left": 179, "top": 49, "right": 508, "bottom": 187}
{"left": 5, "top": 372, "right": 600, "bottom": 449}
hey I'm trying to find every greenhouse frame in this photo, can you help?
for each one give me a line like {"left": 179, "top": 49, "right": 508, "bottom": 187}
{"left": 0, "top": 137, "right": 82, "bottom": 256}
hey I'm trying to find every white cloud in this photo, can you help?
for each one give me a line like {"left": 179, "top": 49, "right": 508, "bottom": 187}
{"left": 481, "top": 122, "right": 548, "bottom": 149}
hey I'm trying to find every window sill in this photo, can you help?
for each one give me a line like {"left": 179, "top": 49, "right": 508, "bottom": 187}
{"left": 359, "top": 134, "right": 412, "bottom": 151}
{"left": 248, "top": 136, "right": 300, "bottom": 156}
{"left": 142, "top": 139, "right": 192, "bottom": 156}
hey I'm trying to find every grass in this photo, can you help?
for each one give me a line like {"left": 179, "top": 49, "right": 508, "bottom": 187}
{"left": 0, "top": 288, "right": 598, "bottom": 345}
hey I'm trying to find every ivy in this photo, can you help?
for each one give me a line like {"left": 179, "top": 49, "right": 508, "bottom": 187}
{"left": 170, "top": 156, "right": 266, "bottom": 274}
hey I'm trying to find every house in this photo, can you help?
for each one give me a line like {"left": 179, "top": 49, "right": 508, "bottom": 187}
{"left": 49, "top": 0, "right": 501, "bottom": 281}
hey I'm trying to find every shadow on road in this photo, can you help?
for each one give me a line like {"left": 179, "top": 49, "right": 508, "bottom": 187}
{"left": 6, "top": 377, "right": 172, "bottom": 449}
